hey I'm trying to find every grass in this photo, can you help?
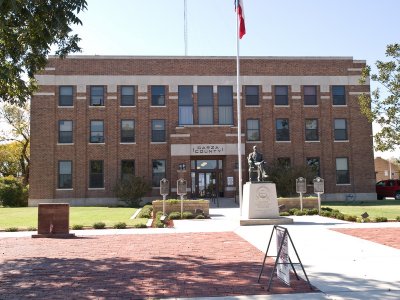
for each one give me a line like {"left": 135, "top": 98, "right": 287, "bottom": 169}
{"left": 0, "top": 207, "right": 148, "bottom": 230}
{"left": 323, "top": 199, "right": 400, "bottom": 220}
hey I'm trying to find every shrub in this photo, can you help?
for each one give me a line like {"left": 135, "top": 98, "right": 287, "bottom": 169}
{"left": 154, "top": 211, "right": 166, "bottom": 228}
{"left": 344, "top": 215, "right": 357, "bottom": 222}
{"left": 133, "top": 223, "right": 147, "bottom": 228}
{"left": 113, "top": 222, "right": 127, "bottom": 229}
{"left": 288, "top": 208, "right": 299, "bottom": 215}
{"left": 333, "top": 213, "right": 345, "bottom": 220}
{"left": 0, "top": 176, "right": 28, "bottom": 207}
{"left": 72, "top": 224, "right": 84, "bottom": 230}
{"left": 320, "top": 210, "right": 332, "bottom": 217}
{"left": 93, "top": 222, "right": 106, "bottom": 229}
{"left": 321, "top": 207, "right": 333, "bottom": 212}
{"left": 375, "top": 216, "right": 388, "bottom": 222}
{"left": 396, "top": 216, "right": 400, "bottom": 222}
{"left": 113, "top": 176, "right": 151, "bottom": 207}
{"left": 280, "top": 212, "right": 290, "bottom": 216}
{"left": 294, "top": 210, "right": 306, "bottom": 216}
{"left": 168, "top": 212, "right": 182, "bottom": 220}
{"left": 195, "top": 214, "right": 206, "bottom": 219}
{"left": 27, "top": 226, "right": 37, "bottom": 231}
{"left": 182, "top": 211, "right": 194, "bottom": 219}
{"left": 5, "top": 227, "right": 18, "bottom": 232}
{"left": 306, "top": 208, "right": 319, "bottom": 215}
{"left": 137, "top": 205, "right": 153, "bottom": 218}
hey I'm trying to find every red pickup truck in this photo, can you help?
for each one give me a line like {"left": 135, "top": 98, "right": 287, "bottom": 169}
{"left": 376, "top": 179, "right": 400, "bottom": 200}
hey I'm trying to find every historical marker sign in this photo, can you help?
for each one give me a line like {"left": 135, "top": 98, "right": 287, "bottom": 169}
{"left": 313, "top": 177, "right": 324, "bottom": 194}
{"left": 177, "top": 179, "right": 187, "bottom": 196}
{"left": 160, "top": 178, "right": 169, "bottom": 196}
{"left": 296, "top": 177, "right": 307, "bottom": 194}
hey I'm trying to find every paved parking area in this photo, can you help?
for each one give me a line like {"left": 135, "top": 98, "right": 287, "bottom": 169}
{"left": 0, "top": 232, "right": 313, "bottom": 299}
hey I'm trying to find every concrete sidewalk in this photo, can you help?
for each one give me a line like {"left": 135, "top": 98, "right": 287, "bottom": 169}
{"left": 1, "top": 198, "right": 400, "bottom": 299}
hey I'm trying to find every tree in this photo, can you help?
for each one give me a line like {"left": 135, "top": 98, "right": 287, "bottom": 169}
{"left": 0, "top": 103, "right": 30, "bottom": 185}
{"left": 0, "top": 0, "right": 87, "bottom": 105}
{"left": 0, "top": 142, "right": 24, "bottom": 178}
{"left": 359, "top": 43, "right": 400, "bottom": 152}
{"left": 113, "top": 177, "right": 152, "bottom": 208}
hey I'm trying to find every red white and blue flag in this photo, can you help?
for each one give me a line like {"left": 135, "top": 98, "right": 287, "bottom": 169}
{"left": 235, "top": 0, "right": 246, "bottom": 39}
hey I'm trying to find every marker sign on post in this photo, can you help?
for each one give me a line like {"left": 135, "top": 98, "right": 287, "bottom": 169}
{"left": 313, "top": 177, "right": 324, "bottom": 214}
{"left": 296, "top": 177, "right": 307, "bottom": 211}
{"left": 177, "top": 179, "right": 187, "bottom": 218}
{"left": 160, "top": 178, "right": 169, "bottom": 196}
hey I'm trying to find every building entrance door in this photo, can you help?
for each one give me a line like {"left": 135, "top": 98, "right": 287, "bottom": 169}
{"left": 190, "top": 159, "right": 224, "bottom": 198}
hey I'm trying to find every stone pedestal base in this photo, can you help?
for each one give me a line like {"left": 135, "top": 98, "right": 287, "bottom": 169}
{"left": 32, "top": 203, "right": 75, "bottom": 238}
{"left": 240, "top": 182, "right": 293, "bottom": 226}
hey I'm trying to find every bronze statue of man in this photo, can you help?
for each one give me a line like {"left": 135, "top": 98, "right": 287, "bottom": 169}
{"left": 248, "top": 145, "right": 268, "bottom": 182}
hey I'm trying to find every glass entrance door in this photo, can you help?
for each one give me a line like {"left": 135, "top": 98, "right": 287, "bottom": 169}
{"left": 197, "top": 172, "right": 216, "bottom": 198}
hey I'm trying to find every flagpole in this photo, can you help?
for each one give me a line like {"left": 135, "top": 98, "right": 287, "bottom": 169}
{"left": 236, "top": 9, "right": 243, "bottom": 217}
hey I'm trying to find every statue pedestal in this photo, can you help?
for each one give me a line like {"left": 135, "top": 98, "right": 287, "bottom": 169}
{"left": 240, "top": 182, "right": 293, "bottom": 226}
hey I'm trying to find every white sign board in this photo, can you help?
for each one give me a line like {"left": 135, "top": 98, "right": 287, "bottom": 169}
{"left": 191, "top": 144, "right": 225, "bottom": 155}
{"left": 227, "top": 176, "right": 234, "bottom": 186}
{"left": 177, "top": 179, "right": 187, "bottom": 195}
{"left": 276, "top": 228, "right": 290, "bottom": 286}
{"left": 296, "top": 177, "right": 307, "bottom": 194}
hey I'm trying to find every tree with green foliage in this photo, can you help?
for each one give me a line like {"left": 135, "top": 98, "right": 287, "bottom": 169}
{"left": 0, "top": 103, "right": 30, "bottom": 184}
{"left": 0, "top": 175, "right": 28, "bottom": 207}
{"left": 113, "top": 177, "right": 152, "bottom": 208}
{"left": 267, "top": 161, "right": 317, "bottom": 197}
{"left": 0, "top": 0, "right": 87, "bottom": 105}
{"left": 359, "top": 43, "right": 400, "bottom": 152}
{"left": 0, "top": 142, "right": 24, "bottom": 178}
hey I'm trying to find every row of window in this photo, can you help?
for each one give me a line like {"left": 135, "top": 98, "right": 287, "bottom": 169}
{"left": 58, "top": 118, "right": 349, "bottom": 144}
{"left": 58, "top": 159, "right": 165, "bottom": 189}
{"left": 57, "top": 157, "right": 350, "bottom": 189}
{"left": 58, "top": 84, "right": 347, "bottom": 108}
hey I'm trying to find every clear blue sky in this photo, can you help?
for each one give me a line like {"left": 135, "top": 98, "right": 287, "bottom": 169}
{"left": 68, "top": 0, "right": 400, "bottom": 158}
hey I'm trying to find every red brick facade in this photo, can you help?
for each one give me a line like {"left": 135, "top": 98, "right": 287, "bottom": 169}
{"left": 29, "top": 56, "right": 376, "bottom": 206}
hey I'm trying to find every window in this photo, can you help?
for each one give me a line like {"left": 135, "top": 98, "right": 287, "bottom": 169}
{"left": 276, "top": 119, "right": 290, "bottom": 141}
{"left": 198, "top": 86, "right": 213, "bottom": 125}
{"left": 89, "top": 160, "right": 104, "bottom": 188}
{"left": 178, "top": 85, "right": 193, "bottom": 125}
{"left": 245, "top": 85, "right": 259, "bottom": 106}
{"left": 58, "top": 120, "right": 73, "bottom": 143}
{"left": 90, "top": 86, "right": 104, "bottom": 106}
{"left": 59, "top": 86, "right": 73, "bottom": 106}
{"left": 90, "top": 120, "right": 104, "bottom": 143}
{"left": 336, "top": 157, "right": 350, "bottom": 184}
{"left": 151, "top": 85, "right": 165, "bottom": 106}
{"left": 58, "top": 160, "right": 72, "bottom": 189}
{"left": 121, "top": 160, "right": 135, "bottom": 182}
{"left": 275, "top": 86, "right": 288, "bottom": 105}
{"left": 152, "top": 159, "right": 166, "bottom": 187}
{"left": 277, "top": 157, "right": 291, "bottom": 169}
{"left": 334, "top": 119, "right": 348, "bottom": 141}
{"left": 218, "top": 86, "right": 233, "bottom": 125}
{"left": 152, "top": 119, "right": 166, "bottom": 142}
{"left": 121, "top": 120, "right": 135, "bottom": 143}
{"left": 332, "top": 86, "right": 346, "bottom": 105}
{"left": 305, "top": 119, "right": 319, "bottom": 141}
{"left": 307, "top": 157, "right": 320, "bottom": 177}
{"left": 121, "top": 86, "right": 135, "bottom": 106}
{"left": 247, "top": 119, "right": 260, "bottom": 141}
{"left": 304, "top": 86, "right": 317, "bottom": 105}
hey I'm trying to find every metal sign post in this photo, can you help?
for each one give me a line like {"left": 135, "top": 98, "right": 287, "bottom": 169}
{"left": 313, "top": 177, "right": 324, "bottom": 214}
{"left": 296, "top": 177, "right": 307, "bottom": 211}
{"left": 160, "top": 178, "right": 169, "bottom": 215}
{"left": 177, "top": 178, "right": 187, "bottom": 218}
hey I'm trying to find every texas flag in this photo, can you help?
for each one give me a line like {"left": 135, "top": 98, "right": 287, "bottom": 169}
{"left": 235, "top": 0, "right": 246, "bottom": 39}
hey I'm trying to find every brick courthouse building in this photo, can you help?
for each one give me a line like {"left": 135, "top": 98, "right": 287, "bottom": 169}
{"left": 29, "top": 56, "right": 376, "bottom": 206}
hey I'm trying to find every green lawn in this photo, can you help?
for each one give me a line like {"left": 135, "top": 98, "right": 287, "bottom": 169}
{"left": 0, "top": 207, "right": 148, "bottom": 230}
{"left": 323, "top": 200, "right": 400, "bottom": 220}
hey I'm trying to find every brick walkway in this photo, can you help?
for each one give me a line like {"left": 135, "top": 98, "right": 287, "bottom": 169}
{"left": 0, "top": 232, "right": 313, "bottom": 299}
{"left": 333, "top": 227, "right": 400, "bottom": 250}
